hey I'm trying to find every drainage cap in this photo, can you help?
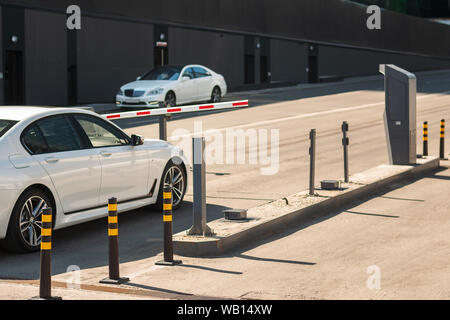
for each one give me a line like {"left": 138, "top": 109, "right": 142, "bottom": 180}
{"left": 320, "top": 180, "right": 341, "bottom": 190}
{"left": 223, "top": 209, "right": 247, "bottom": 220}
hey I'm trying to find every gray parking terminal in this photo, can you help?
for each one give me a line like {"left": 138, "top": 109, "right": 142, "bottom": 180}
{"left": 379, "top": 64, "right": 416, "bottom": 165}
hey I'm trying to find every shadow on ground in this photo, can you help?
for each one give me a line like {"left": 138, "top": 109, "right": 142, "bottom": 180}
{"left": 0, "top": 201, "right": 229, "bottom": 280}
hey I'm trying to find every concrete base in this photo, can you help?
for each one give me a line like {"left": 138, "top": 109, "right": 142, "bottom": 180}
{"left": 29, "top": 296, "right": 62, "bottom": 300}
{"left": 173, "top": 157, "right": 439, "bottom": 257}
{"left": 99, "top": 277, "right": 130, "bottom": 285}
{"left": 155, "top": 260, "right": 182, "bottom": 266}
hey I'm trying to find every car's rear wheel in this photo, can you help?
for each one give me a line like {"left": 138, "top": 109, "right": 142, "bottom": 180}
{"left": 3, "top": 188, "right": 53, "bottom": 253}
{"left": 164, "top": 91, "right": 176, "bottom": 108}
{"left": 156, "top": 159, "right": 187, "bottom": 211}
{"left": 210, "top": 86, "right": 221, "bottom": 103}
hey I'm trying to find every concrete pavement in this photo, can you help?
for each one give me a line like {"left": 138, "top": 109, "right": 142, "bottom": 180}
{"left": 1, "top": 69, "right": 450, "bottom": 299}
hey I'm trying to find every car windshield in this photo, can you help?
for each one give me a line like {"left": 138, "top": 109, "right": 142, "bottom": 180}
{"left": 140, "top": 66, "right": 182, "bottom": 81}
{"left": 0, "top": 119, "right": 18, "bottom": 138}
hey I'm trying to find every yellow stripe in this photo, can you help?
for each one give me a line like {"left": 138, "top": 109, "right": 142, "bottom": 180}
{"left": 108, "top": 216, "right": 118, "bottom": 223}
{"left": 108, "top": 204, "right": 118, "bottom": 211}
{"left": 42, "top": 228, "right": 52, "bottom": 236}
{"left": 423, "top": 137, "right": 428, "bottom": 141}
{"left": 163, "top": 215, "right": 172, "bottom": 222}
{"left": 441, "top": 134, "right": 445, "bottom": 138}
{"left": 108, "top": 229, "right": 118, "bottom": 236}
{"left": 163, "top": 192, "right": 172, "bottom": 199}
{"left": 42, "top": 215, "right": 52, "bottom": 222}
{"left": 423, "top": 125, "right": 428, "bottom": 129}
{"left": 41, "top": 242, "right": 51, "bottom": 250}
{"left": 163, "top": 203, "right": 172, "bottom": 211}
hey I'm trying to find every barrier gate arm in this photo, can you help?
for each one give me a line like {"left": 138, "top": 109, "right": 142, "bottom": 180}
{"left": 100, "top": 100, "right": 249, "bottom": 120}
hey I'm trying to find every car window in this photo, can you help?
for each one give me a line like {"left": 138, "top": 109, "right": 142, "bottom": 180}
{"left": 35, "top": 115, "right": 84, "bottom": 153}
{"left": 193, "top": 67, "right": 211, "bottom": 78}
{"left": 140, "top": 66, "right": 181, "bottom": 81}
{"left": 74, "top": 114, "right": 129, "bottom": 147}
{"left": 0, "top": 119, "right": 18, "bottom": 138}
{"left": 182, "top": 67, "right": 194, "bottom": 79}
{"left": 22, "top": 124, "right": 48, "bottom": 154}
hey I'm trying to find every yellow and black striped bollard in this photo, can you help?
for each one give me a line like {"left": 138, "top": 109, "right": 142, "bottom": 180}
{"left": 423, "top": 121, "right": 428, "bottom": 156}
{"left": 100, "top": 198, "right": 129, "bottom": 284}
{"left": 440, "top": 119, "right": 445, "bottom": 159}
{"left": 156, "top": 185, "right": 182, "bottom": 266}
{"left": 30, "top": 207, "right": 61, "bottom": 300}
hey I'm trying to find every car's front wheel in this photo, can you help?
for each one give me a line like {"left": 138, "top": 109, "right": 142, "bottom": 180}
{"left": 164, "top": 91, "right": 176, "bottom": 108}
{"left": 155, "top": 159, "right": 187, "bottom": 211}
{"left": 3, "top": 188, "right": 53, "bottom": 253}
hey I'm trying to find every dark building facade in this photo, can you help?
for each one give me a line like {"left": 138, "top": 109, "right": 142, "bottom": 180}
{"left": 1, "top": 0, "right": 450, "bottom": 105}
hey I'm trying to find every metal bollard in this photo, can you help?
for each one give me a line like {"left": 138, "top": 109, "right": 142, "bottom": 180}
{"left": 99, "top": 198, "right": 129, "bottom": 284}
{"left": 188, "top": 137, "right": 213, "bottom": 236}
{"left": 30, "top": 208, "right": 61, "bottom": 300}
{"left": 423, "top": 121, "right": 428, "bottom": 156}
{"left": 440, "top": 119, "right": 445, "bottom": 159}
{"left": 156, "top": 185, "right": 182, "bottom": 266}
{"left": 341, "top": 121, "right": 349, "bottom": 183}
{"left": 159, "top": 114, "right": 171, "bottom": 141}
{"left": 309, "top": 129, "right": 316, "bottom": 195}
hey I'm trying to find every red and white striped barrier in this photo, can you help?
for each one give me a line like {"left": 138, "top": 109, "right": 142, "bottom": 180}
{"left": 101, "top": 100, "right": 249, "bottom": 120}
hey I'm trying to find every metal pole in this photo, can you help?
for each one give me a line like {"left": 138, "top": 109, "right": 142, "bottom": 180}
{"left": 309, "top": 129, "right": 316, "bottom": 196}
{"left": 342, "top": 121, "right": 349, "bottom": 183}
{"left": 440, "top": 119, "right": 445, "bottom": 159}
{"left": 30, "top": 208, "right": 61, "bottom": 300}
{"left": 159, "top": 115, "right": 168, "bottom": 141}
{"left": 100, "top": 198, "right": 129, "bottom": 284}
{"left": 188, "top": 137, "right": 212, "bottom": 236}
{"left": 156, "top": 185, "right": 182, "bottom": 266}
{"left": 423, "top": 121, "right": 428, "bottom": 156}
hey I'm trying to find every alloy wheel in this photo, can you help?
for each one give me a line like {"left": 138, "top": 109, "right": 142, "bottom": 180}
{"left": 163, "top": 166, "right": 185, "bottom": 207}
{"left": 19, "top": 196, "right": 48, "bottom": 247}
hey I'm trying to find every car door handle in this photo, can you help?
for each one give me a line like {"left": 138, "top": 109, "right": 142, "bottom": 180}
{"left": 45, "top": 157, "right": 59, "bottom": 163}
{"left": 100, "top": 151, "right": 112, "bottom": 157}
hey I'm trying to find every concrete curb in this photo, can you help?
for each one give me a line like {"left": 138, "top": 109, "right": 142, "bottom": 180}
{"left": 173, "top": 157, "right": 440, "bottom": 257}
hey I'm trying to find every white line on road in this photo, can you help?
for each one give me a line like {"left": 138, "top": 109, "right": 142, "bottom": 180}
{"left": 168, "top": 89, "right": 450, "bottom": 141}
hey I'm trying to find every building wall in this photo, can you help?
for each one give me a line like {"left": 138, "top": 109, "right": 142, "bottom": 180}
{"left": 168, "top": 27, "right": 245, "bottom": 87}
{"left": 270, "top": 39, "right": 307, "bottom": 83}
{"left": 25, "top": 9, "right": 67, "bottom": 105}
{"left": 319, "top": 45, "right": 450, "bottom": 78}
{"left": 77, "top": 17, "right": 153, "bottom": 103}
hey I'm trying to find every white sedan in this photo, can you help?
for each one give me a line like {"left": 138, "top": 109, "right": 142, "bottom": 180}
{"left": 0, "top": 107, "right": 189, "bottom": 252}
{"left": 116, "top": 64, "right": 227, "bottom": 108}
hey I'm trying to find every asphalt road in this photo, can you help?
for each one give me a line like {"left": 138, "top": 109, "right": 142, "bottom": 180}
{"left": 1, "top": 69, "right": 450, "bottom": 281}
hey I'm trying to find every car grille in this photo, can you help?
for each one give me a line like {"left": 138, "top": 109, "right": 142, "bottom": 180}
{"left": 124, "top": 89, "right": 145, "bottom": 97}
{"left": 122, "top": 101, "right": 147, "bottom": 105}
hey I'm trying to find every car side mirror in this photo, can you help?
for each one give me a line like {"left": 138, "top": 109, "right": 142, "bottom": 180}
{"left": 136, "top": 76, "right": 142, "bottom": 80}
{"left": 131, "top": 134, "right": 144, "bottom": 146}
{"left": 181, "top": 76, "right": 190, "bottom": 82}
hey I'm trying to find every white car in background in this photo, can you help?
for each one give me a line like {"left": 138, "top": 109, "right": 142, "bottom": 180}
{"left": 0, "top": 107, "right": 189, "bottom": 252}
{"left": 116, "top": 64, "right": 227, "bottom": 108}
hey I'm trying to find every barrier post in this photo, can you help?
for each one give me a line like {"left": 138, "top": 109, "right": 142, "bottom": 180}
{"left": 342, "top": 121, "right": 349, "bottom": 183}
{"left": 99, "top": 198, "right": 129, "bottom": 285}
{"left": 423, "top": 121, "right": 428, "bottom": 156}
{"left": 159, "top": 115, "right": 169, "bottom": 141}
{"left": 30, "top": 208, "right": 61, "bottom": 300}
{"left": 440, "top": 119, "right": 445, "bottom": 159}
{"left": 188, "top": 137, "right": 213, "bottom": 236}
{"left": 156, "top": 185, "right": 182, "bottom": 266}
{"left": 309, "top": 129, "right": 316, "bottom": 195}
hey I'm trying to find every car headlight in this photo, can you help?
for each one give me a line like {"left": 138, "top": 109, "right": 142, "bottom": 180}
{"left": 117, "top": 89, "right": 124, "bottom": 96}
{"left": 147, "top": 88, "right": 164, "bottom": 96}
